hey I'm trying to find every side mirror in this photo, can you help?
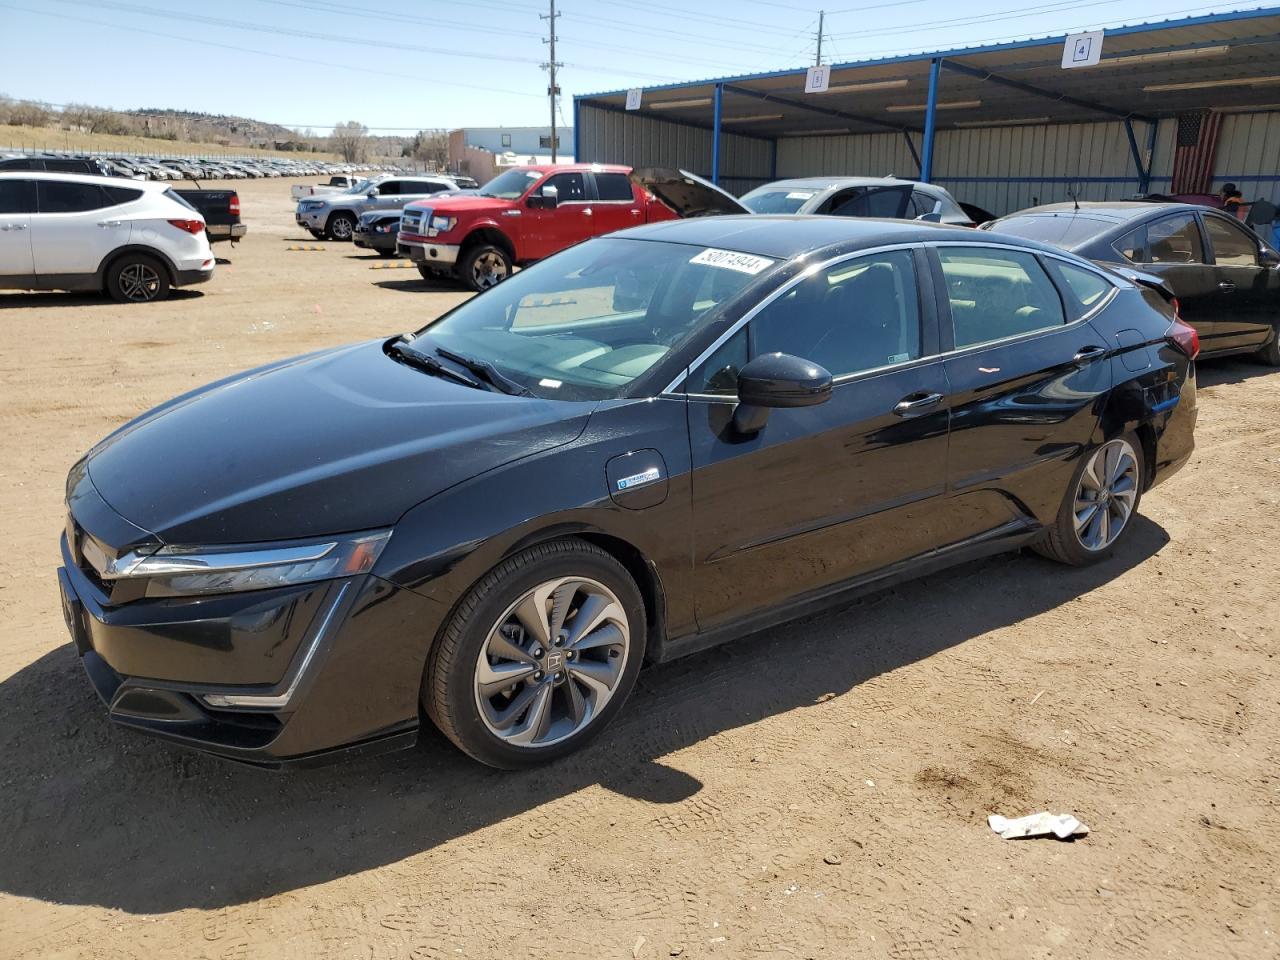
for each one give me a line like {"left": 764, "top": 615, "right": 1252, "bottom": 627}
{"left": 1261, "top": 248, "right": 1280, "bottom": 268}
{"left": 367, "top": 188, "right": 379, "bottom": 198}
{"left": 539, "top": 184, "right": 560, "bottom": 209}
{"left": 732, "top": 353, "right": 832, "bottom": 435}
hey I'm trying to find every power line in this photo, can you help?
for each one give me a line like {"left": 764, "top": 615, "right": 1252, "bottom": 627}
{"left": 828, "top": 0, "right": 1187, "bottom": 39}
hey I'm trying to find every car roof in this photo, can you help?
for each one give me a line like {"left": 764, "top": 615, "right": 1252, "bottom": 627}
{"left": 753, "top": 176, "right": 926, "bottom": 191}
{"left": 1001, "top": 201, "right": 1207, "bottom": 224}
{"left": 502, "top": 163, "right": 631, "bottom": 175}
{"left": 618, "top": 214, "right": 1047, "bottom": 260}
{"left": 0, "top": 170, "right": 166, "bottom": 189}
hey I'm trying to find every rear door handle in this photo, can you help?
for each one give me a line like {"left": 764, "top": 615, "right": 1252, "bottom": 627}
{"left": 1218, "top": 280, "right": 1236, "bottom": 291}
{"left": 583, "top": 207, "right": 593, "bottom": 217}
{"left": 1072, "top": 344, "right": 1107, "bottom": 362}
{"left": 893, "top": 392, "right": 943, "bottom": 417}
{"left": 1, "top": 223, "right": 27, "bottom": 231}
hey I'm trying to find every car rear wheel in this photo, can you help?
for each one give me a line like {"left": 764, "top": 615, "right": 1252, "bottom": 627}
{"left": 1035, "top": 435, "right": 1143, "bottom": 566}
{"left": 105, "top": 254, "right": 171, "bottom": 303}
{"left": 424, "top": 539, "right": 646, "bottom": 769}
{"left": 325, "top": 213, "right": 356, "bottom": 241}
{"left": 1256, "top": 331, "right": 1280, "bottom": 366}
{"left": 459, "top": 243, "right": 512, "bottom": 292}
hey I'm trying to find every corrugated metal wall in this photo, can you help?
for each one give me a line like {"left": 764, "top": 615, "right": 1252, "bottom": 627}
{"left": 577, "top": 103, "right": 772, "bottom": 193}
{"left": 579, "top": 103, "right": 1280, "bottom": 215}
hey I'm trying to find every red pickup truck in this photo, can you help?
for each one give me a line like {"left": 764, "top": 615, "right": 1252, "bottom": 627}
{"left": 398, "top": 164, "right": 713, "bottom": 291}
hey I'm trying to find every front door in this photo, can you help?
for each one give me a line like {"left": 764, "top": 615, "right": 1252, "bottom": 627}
{"left": 0, "top": 178, "right": 35, "bottom": 278}
{"left": 1201, "top": 212, "right": 1280, "bottom": 353}
{"left": 933, "top": 244, "right": 1110, "bottom": 530}
{"left": 32, "top": 180, "right": 129, "bottom": 278}
{"left": 523, "top": 172, "right": 595, "bottom": 260}
{"left": 685, "top": 247, "right": 953, "bottom": 630}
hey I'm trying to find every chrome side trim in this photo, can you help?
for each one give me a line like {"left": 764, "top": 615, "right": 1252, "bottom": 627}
{"left": 201, "top": 581, "right": 352, "bottom": 710}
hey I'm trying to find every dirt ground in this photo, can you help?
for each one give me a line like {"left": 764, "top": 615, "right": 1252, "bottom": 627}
{"left": 0, "top": 178, "right": 1276, "bottom": 960}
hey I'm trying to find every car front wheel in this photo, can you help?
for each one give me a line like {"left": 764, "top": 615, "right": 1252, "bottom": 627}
{"left": 424, "top": 539, "right": 646, "bottom": 768}
{"left": 1035, "top": 435, "right": 1143, "bottom": 566}
{"left": 459, "top": 243, "right": 512, "bottom": 291}
{"left": 1256, "top": 331, "right": 1280, "bottom": 366}
{"left": 325, "top": 213, "right": 356, "bottom": 241}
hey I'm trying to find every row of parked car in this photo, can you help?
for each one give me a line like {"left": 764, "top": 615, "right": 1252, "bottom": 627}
{"left": 0, "top": 150, "right": 404, "bottom": 182}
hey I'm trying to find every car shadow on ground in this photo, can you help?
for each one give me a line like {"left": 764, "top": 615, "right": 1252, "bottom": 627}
{"left": 0, "top": 518, "right": 1168, "bottom": 914}
{"left": 1196, "top": 355, "right": 1278, "bottom": 388}
{"left": 0, "top": 289, "right": 204, "bottom": 310}
{"left": 374, "top": 277, "right": 461, "bottom": 292}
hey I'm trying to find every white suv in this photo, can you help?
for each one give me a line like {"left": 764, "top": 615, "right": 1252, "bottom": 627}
{"left": 0, "top": 172, "right": 214, "bottom": 303}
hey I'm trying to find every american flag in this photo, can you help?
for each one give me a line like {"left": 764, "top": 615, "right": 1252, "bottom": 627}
{"left": 1170, "top": 111, "right": 1222, "bottom": 194}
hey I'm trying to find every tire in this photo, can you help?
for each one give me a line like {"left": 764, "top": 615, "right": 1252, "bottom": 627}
{"left": 1256, "top": 331, "right": 1280, "bottom": 367}
{"left": 325, "top": 212, "right": 356, "bottom": 241}
{"left": 105, "top": 253, "right": 171, "bottom": 303}
{"left": 458, "top": 243, "right": 512, "bottom": 292}
{"left": 424, "top": 538, "right": 647, "bottom": 769}
{"left": 1034, "top": 434, "right": 1144, "bottom": 566}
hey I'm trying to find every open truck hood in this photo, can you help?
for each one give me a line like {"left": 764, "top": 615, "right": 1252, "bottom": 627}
{"left": 630, "top": 167, "right": 751, "bottom": 218}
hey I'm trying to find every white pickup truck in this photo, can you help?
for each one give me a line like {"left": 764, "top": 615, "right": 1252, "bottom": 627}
{"left": 290, "top": 175, "right": 364, "bottom": 200}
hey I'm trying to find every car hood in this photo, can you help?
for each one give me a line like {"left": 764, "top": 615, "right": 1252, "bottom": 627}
{"left": 83, "top": 340, "right": 592, "bottom": 545}
{"left": 404, "top": 194, "right": 513, "bottom": 215}
{"left": 630, "top": 167, "right": 751, "bottom": 217}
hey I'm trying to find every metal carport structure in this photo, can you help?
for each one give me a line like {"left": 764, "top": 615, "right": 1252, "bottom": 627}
{"left": 574, "top": 6, "right": 1280, "bottom": 215}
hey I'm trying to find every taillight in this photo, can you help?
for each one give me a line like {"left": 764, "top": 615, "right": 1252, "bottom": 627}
{"left": 229, "top": 194, "right": 240, "bottom": 216}
{"left": 1166, "top": 308, "right": 1200, "bottom": 361}
{"left": 168, "top": 219, "right": 205, "bottom": 235}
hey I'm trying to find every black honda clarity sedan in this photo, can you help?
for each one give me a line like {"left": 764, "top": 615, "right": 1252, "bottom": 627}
{"left": 57, "top": 216, "right": 1198, "bottom": 769}
{"left": 987, "top": 201, "right": 1280, "bottom": 365}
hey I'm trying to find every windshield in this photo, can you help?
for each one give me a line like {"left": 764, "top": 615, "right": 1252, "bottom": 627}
{"left": 987, "top": 214, "right": 1113, "bottom": 249}
{"left": 740, "top": 186, "right": 818, "bottom": 214}
{"left": 410, "top": 237, "right": 777, "bottom": 401}
{"left": 479, "top": 168, "right": 543, "bottom": 200}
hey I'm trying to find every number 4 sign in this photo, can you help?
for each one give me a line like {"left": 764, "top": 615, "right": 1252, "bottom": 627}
{"left": 1062, "top": 30, "right": 1104, "bottom": 69}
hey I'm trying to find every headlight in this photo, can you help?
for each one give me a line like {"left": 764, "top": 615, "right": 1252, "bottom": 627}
{"left": 99, "top": 531, "right": 391, "bottom": 598}
{"left": 428, "top": 215, "right": 457, "bottom": 236}
{"left": 300, "top": 200, "right": 325, "bottom": 211}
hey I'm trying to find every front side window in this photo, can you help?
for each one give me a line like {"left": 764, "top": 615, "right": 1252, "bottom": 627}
{"left": 1204, "top": 215, "right": 1258, "bottom": 267}
{"left": 376, "top": 180, "right": 401, "bottom": 196}
{"left": 414, "top": 238, "right": 775, "bottom": 400}
{"left": 1114, "top": 213, "right": 1203, "bottom": 265}
{"left": 37, "top": 181, "right": 106, "bottom": 213}
{"left": 542, "top": 172, "right": 587, "bottom": 201}
{"left": 0, "top": 178, "right": 37, "bottom": 214}
{"left": 939, "top": 248, "right": 1066, "bottom": 348}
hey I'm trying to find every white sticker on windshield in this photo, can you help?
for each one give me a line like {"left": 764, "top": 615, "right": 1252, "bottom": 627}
{"left": 689, "top": 248, "right": 774, "bottom": 275}
{"left": 539, "top": 378, "right": 562, "bottom": 388}
{"left": 786, "top": 191, "right": 817, "bottom": 200}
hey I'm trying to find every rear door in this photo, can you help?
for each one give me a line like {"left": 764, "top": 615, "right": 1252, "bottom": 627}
{"left": 1112, "top": 211, "right": 1218, "bottom": 345}
{"left": 0, "top": 178, "right": 36, "bottom": 278}
{"left": 586, "top": 171, "right": 644, "bottom": 237}
{"left": 32, "top": 180, "right": 128, "bottom": 277}
{"left": 684, "top": 246, "right": 954, "bottom": 629}
{"left": 934, "top": 244, "right": 1111, "bottom": 531}
{"left": 1201, "top": 212, "right": 1279, "bottom": 353}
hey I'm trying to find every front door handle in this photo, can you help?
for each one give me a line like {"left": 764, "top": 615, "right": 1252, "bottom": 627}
{"left": 1218, "top": 280, "right": 1236, "bottom": 291}
{"left": 1072, "top": 344, "right": 1107, "bottom": 362}
{"left": 893, "top": 392, "right": 943, "bottom": 417}
{"left": 583, "top": 207, "right": 593, "bottom": 217}
{"left": 97, "top": 220, "right": 123, "bottom": 228}
{"left": 1, "top": 223, "right": 27, "bottom": 231}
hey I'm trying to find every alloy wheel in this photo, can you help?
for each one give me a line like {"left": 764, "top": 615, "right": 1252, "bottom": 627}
{"left": 330, "top": 216, "right": 354, "bottom": 240}
{"left": 471, "top": 251, "right": 509, "bottom": 289}
{"left": 473, "top": 576, "right": 630, "bottom": 748}
{"left": 1073, "top": 438, "right": 1139, "bottom": 551}
{"left": 118, "top": 263, "right": 162, "bottom": 302}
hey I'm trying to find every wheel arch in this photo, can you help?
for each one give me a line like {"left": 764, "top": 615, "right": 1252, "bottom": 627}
{"left": 460, "top": 227, "right": 515, "bottom": 262}
{"left": 97, "top": 245, "right": 179, "bottom": 287}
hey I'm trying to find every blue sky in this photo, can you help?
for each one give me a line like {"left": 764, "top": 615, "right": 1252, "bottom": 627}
{"left": 0, "top": 0, "right": 1262, "bottom": 133}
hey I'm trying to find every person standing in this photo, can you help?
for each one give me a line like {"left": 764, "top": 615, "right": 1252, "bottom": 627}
{"left": 1219, "top": 183, "right": 1246, "bottom": 219}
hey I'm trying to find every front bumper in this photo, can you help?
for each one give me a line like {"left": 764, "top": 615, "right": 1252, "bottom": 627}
{"left": 353, "top": 230, "right": 398, "bottom": 253}
{"left": 58, "top": 532, "right": 444, "bottom": 767}
{"left": 295, "top": 209, "right": 327, "bottom": 230}
{"left": 400, "top": 238, "right": 460, "bottom": 266}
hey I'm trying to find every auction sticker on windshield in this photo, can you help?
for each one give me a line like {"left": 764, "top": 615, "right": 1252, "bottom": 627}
{"left": 689, "top": 248, "right": 774, "bottom": 275}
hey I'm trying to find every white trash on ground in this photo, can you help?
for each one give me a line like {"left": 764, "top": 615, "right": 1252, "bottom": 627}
{"left": 988, "top": 811, "right": 1090, "bottom": 840}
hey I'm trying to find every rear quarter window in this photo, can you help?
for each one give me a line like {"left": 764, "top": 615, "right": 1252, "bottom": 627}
{"left": 1043, "top": 259, "right": 1114, "bottom": 319}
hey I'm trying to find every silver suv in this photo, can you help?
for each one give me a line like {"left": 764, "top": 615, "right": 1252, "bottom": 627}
{"left": 295, "top": 175, "right": 458, "bottom": 241}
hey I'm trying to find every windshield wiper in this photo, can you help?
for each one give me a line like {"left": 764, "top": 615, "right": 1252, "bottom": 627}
{"left": 388, "top": 339, "right": 484, "bottom": 390}
{"left": 435, "top": 347, "right": 530, "bottom": 396}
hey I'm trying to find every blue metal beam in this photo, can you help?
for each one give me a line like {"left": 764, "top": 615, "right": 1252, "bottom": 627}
{"left": 903, "top": 131, "right": 922, "bottom": 178}
{"left": 1143, "top": 120, "right": 1159, "bottom": 194}
{"left": 573, "top": 98, "right": 582, "bottom": 161}
{"left": 939, "top": 57, "right": 1154, "bottom": 122}
{"left": 921, "top": 58, "right": 941, "bottom": 183}
{"left": 1123, "top": 118, "right": 1147, "bottom": 193}
{"left": 720, "top": 82, "right": 920, "bottom": 135}
{"left": 770, "top": 138, "right": 778, "bottom": 180}
{"left": 712, "top": 83, "right": 723, "bottom": 185}
{"left": 574, "top": 99, "right": 771, "bottom": 144}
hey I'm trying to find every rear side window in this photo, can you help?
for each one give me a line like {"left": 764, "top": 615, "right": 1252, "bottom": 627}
{"left": 44, "top": 159, "right": 92, "bottom": 174}
{"left": 594, "top": 173, "right": 634, "bottom": 201}
{"left": 0, "top": 179, "right": 37, "bottom": 214}
{"left": 164, "top": 189, "right": 197, "bottom": 212}
{"left": 1114, "top": 213, "right": 1203, "bottom": 264}
{"left": 830, "top": 186, "right": 911, "bottom": 219}
{"left": 1044, "top": 259, "right": 1113, "bottom": 318}
{"left": 1204, "top": 216, "right": 1258, "bottom": 267}
{"left": 37, "top": 181, "right": 107, "bottom": 213}
{"left": 404, "top": 180, "right": 448, "bottom": 194}
{"left": 939, "top": 248, "right": 1066, "bottom": 348}
{"left": 102, "top": 185, "right": 143, "bottom": 206}
{"left": 0, "top": 157, "right": 40, "bottom": 171}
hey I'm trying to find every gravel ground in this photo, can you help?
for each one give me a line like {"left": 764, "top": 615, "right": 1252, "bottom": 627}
{"left": 0, "top": 178, "right": 1276, "bottom": 960}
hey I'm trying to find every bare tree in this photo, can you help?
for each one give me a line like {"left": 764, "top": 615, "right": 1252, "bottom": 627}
{"left": 331, "top": 120, "right": 368, "bottom": 162}
{"left": 404, "top": 129, "right": 448, "bottom": 171}
{"left": 2, "top": 97, "right": 53, "bottom": 127}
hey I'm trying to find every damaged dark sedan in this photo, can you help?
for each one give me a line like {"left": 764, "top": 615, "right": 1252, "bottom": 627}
{"left": 58, "top": 216, "right": 1198, "bottom": 769}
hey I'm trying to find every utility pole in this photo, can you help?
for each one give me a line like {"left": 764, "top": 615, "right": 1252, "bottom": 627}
{"left": 815, "top": 10, "right": 824, "bottom": 66}
{"left": 541, "top": 0, "right": 562, "bottom": 163}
